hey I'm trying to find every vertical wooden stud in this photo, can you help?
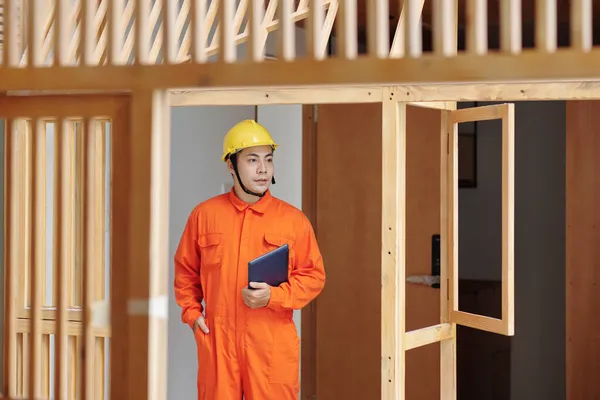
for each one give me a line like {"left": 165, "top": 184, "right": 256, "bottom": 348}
{"left": 27, "top": 0, "right": 41, "bottom": 66}
{"left": 389, "top": 1, "right": 405, "bottom": 58}
{"left": 136, "top": 0, "right": 151, "bottom": 64}
{"left": 500, "top": 0, "right": 522, "bottom": 54}
{"left": 191, "top": 0, "right": 208, "bottom": 62}
{"left": 276, "top": 0, "right": 296, "bottom": 61}
{"left": 107, "top": 0, "right": 114, "bottom": 64}
{"left": 306, "top": 0, "right": 325, "bottom": 60}
{"left": 164, "top": 0, "right": 178, "bottom": 64}
{"left": 109, "top": 0, "right": 125, "bottom": 64}
{"left": 433, "top": 0, "right": 456, "bottom": 56}
{"left": 17, "top": 333, "right": 24, "bottom": 395}
{"left": 93, "top": 121, "right": 107, "bottom": 400}
{"left": 367, "top": 0, "right": 389, "bottom": 58}
{"left": 55, "top": 118, "right": 75, "bottom": 400}
{"left": 439, "top": 5, "right": 458, "bottom": 398}
{"left": 447, "top": 118, "right": 459, "bottom": 320}
{"left": 81, "top": 118, "right": 92, "bottom": 400}
{"left": 206, "top": 0, "right": 220, "bottom": 55}
{"left": 111, "top": 90, "right": 169, "bottom": 400}
{"left": 18, "top": 123, "right": 29, "bottom": 317}
{"left": 571, "top": 0, "right": 592, "bottom": 52}
{"left": 440, "top": 105, "right": 457, "bottom": 400}
{"left": 502, "top": 105, "right": 515, "bottom": 335}
{"left": 53, "top": 117, "right": 65, "bottom": 400}
{"left": 56, "top": 0, "right": 72, "bottom": 65}
{"left": 248, "top": 0, "right": 266, "bottom": 61}
{"left": 336, "top": 0, "right": 357, "bottom": 59}
{"left": 80, "top": 0, "right": 98, "bottom": 64}
{"left": 148, "top": 89, "right": 171, "bottom": 400}
{"left": 110, "top": 98, "right": 130, "bottom": 400}
{"left": 404, "top": 0, "right": 422, "bottom": 57}
{"left": 3, "top": 119, "right": 18, "bottom": 396}
{"left": 4, "top": 0, "right": 20, "bottom": 67}
{"left": 381, "top": 89, "right": 405, "bottom": 400}
{"left": 18, "top": 121, "right": 30, "bottom": 398}
{"left": 536, "top": 0, "right": 557, "bottom": 52}
{"left": 41, "top": 335, "right": 50, "bottom": 397}
{"left": 28, "top": 118, "right": 45, "bottom": 399}
{"left": 219, "top": 0, "right": 237, "bottom": 62}
{"left": 466, "top": 0, "right": 487, "bottom": 55}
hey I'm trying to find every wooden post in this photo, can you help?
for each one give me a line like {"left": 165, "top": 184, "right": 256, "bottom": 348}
{"left": 440, "top": 103, "right": 457, "bottom": 400}
{"left": 110, "top": 90, "right": 170, "bottom": 400}
{"left": 381, "top": 88, "right": 406, "bottom": 400}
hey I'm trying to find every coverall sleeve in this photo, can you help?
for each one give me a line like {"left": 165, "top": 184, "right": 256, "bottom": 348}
{"left": 267, "top": 215, "right": 326, "bottom": 312}
{"left": 173, "top": 210, "right": 204, "bottom": 330}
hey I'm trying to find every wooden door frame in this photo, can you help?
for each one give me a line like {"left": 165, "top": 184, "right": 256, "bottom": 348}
{"left": 300, "top": 104, "right": 318, "bottom": 400}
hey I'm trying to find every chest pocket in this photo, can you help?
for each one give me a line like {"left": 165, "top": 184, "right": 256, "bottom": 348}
{"left": 264, "top": 233, "right": 295, "bottom": 250}
{"left": 198, "top": 233, "right": 223, "bottom": 270}
{"left": 263, "top": 233, "right": 295, "bottom": 268}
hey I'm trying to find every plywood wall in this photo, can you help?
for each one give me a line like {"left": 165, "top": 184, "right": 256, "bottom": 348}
{"left": 566, "top": 100, "right": 600, "bottom": 399}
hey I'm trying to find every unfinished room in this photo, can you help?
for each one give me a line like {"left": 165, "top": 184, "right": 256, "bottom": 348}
{"left": 1, "top": 0, "right": 599, "bottom": 400}
{"left": 1, "top": 92, "right": 594, "bottom": 400}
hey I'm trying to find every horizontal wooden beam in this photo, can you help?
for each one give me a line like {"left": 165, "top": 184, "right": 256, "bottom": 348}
{"left": 171, "top": 86, "right": 383, "bottom": 105}
{"left": 398, "top": 81, "right": 600, "bottom": 101}
{"left": 407, "top": 101, "right": 455, "bottom": 110}
{"left": 1, "top": 49, "right": 600, "bottom": 93}
{"left": 5, "top": 81, "right": 600, "bottom": 104}
{"left": 0, "top": 95, "right": 129, "bottom": 117}
{"left": 171, "top": 82, "right": 600, "bottom": 105}
{"left": 450, "top": 310, "right": 504, "bottom": 333}
{"left": 18, "top": 308, "right": 83, "bottom": 322}
{"left": 15, "top": 318, "right": 111, "bottom": 337}
{"left": 404, "top": 323, "right": 453, "bottom": 351}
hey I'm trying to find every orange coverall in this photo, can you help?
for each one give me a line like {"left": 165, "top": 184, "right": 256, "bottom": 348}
{"left": 174, "top": 189, "right": 326, "bottom": 400}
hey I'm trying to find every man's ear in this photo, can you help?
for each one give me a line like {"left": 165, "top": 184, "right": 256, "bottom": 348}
{"left": 226, "top": 159, "right": 237, "bottom": 181}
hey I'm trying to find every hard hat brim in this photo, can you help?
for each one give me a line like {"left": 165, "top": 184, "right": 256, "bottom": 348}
{"left": 222, "top": 142, "right": 278, "bottom": 162}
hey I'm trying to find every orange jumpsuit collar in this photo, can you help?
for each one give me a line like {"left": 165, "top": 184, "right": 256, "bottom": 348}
{"left": 228, "top": 186, "right": 273, "bottom": 214}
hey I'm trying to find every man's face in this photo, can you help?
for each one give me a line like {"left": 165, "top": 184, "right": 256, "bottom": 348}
{"left": 228, "top": 145, "right": 274, "bottom": 193}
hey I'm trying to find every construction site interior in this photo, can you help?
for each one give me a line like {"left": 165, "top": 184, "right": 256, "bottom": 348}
{"left": 0, "top": 0, "right": 599, "bottom": 399}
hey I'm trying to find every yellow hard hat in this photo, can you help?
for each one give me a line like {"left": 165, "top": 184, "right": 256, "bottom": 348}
{"left": 222, "top": 119, "right": 279, "bottom": 162}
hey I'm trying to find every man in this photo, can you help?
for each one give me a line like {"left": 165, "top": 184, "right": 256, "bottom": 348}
{"left": 173, "top": 119, "right": 326, "bottom": 400}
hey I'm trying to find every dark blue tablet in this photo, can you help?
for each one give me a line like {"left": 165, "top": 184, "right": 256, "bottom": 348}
{"left": 248, "top": 244, "right": 289, "bottom": 288}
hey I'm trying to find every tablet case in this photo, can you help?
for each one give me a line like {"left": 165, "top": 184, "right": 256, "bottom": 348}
{"left": 248, "top": 244, "right": 289, "bottom": 288}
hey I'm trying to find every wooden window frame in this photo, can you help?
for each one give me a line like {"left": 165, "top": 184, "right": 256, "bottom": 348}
{"left": 446, "top": 103, "right": 515, "bottom": 336}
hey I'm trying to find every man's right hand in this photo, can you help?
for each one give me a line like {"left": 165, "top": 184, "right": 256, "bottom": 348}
{"left": 194, "top": 316, "right": 210, "bottom": 334}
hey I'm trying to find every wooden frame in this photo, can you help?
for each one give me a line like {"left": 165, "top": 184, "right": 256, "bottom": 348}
{"left": 447, "top": 104, "right": 515, "bottom": 336}
{"left": 13, "top": 118, "right": 108, "bottom": 325}
{"left": 0, "top": 0, "right": 598, "bottom": 93}
{"left": 169, "top": 82, "right": 600, "bottom": 105}
{"left": 3, "top": 52, "right": 600, "bottom": 91}
{"left": 1, "top": 95, "right": 122, "bottom": 399}
{"left": 0, "top": 0, "right": 594, "bottom": 398}
{"left": 0, "top": 84, "right": 577, "bottom": 400}
{"left": 0, "top": 83, "right": 516, "bottom": 400}
{"left": 165, "top": 87, "right": 516, "bottom": 400}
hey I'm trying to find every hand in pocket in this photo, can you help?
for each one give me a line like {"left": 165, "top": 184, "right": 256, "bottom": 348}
{"left": 194, "top": 315, "right": 210, "bottom": 334}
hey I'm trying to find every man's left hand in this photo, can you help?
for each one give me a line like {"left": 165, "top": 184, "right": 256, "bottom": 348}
{"left": 242, "top": 282, "right": 272, "bottom": 309}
